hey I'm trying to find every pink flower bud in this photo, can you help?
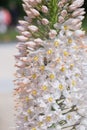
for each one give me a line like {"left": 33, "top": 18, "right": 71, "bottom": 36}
{"left": 61, "top": 10, "right": 67, "bottom": 17}
{"left": 28, "top": 25, "right": 38, "bottom": 32}
{"left": 71, "top": 19, "right": 80, "bottom": 25}
{"left": 18, "top": 20, "right": 28, "bottom": 26}
{"left": 17, "top": 26, "right": 26, "bottom": 32}
{"left": 36, "top": 0, "right": 42, "bottom": 3}
{"left": 22, "top": 31, "right": 32, "bottom": 37}
{"left": 58, "top": 2, "right": 64, "bottom": 8}
{"left": 15, "top": 61, "right": 25, "bottom": 68}
{"left": 42, "top": 18, "right": 49, "bottom": 25}
{"left": 30, "top": 8, "right": 40, "bottom": 17}
{"left": 20, "top": 57, "right": 28, "bottom": 62}
{"left": 26, "top": 10, "right": 35, "bottom": 18}
{"left": 42, "top": 5, "right": 48, "bottom": 13}
{"left": 69, "top": 0, "right": 84, "bottom": 11}
{"left": 58, "top": 16, "right": 64, "bottom": 23}
{"left": 16, "top": 36, "right": 28, "bottom": 42}
{"left": 72, "top": 8, "right": 85, "bottom": 17}
{"left": 62, "top": 0, "right": 68, "bottom": 3}
{"left": 34, "top": 38, "right": 43, "bottom": 44}
{"left": 78, "top": 16, "right": 84, "bottom": 20}
{"left": 25, "top": 41, "right": 37, "bottom": 50}
{"left": 49, "top": 30, "right": 57, "bottom": 39}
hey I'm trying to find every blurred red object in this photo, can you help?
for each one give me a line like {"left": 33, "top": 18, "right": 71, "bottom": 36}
{"left": 3, "top": 9, "right": 12, "bottom": 25}
{"left": 0, "top": 8, "right": 12, "bottom": 25}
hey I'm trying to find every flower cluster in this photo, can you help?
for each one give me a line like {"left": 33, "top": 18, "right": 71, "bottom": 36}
{"left": 14, "top": 0, "right": 87, "bottom": 130}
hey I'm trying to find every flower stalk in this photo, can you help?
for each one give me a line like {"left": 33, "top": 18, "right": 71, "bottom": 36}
{"left": 14, "top": 0, "right": 87, "bottom": 130}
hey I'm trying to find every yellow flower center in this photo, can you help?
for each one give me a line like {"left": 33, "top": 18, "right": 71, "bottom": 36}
{"left": 73, "top": 46, "right": 78, "bottom": 50}
{"left": 49, "top": 74, "right": 55, "bottom": 79}
{"left": 34, "top": 56, "right": 39, "bottom": 61}
{"left": 38, "top": 122, "right": 43, "bottom": 126}
{"left": 46, "top": 116, "right": 51, "bottom": 122}
{"left": 42, "top": 85, "right": 48, "bottom": 91}
{"left": 56, "top": 57, "right": 61, "bottom": 63}
{"left": 63, "top": 51, "right": 69, "bottom": 56}
{"left": 32, "top": 128, "right": 36, "bottom": 130}
{"left": 40, "top": 65, "right": 45, "bottom": 71}
{"left": 47, "top": 49, "right": 53, "bottom": 54}
{"left": 75, "top": 73, "right": 80, "bottom": 77}
{"left": 48, "top": 97, "right": 53, "bottom": 102}
{"left": 24, "top": 116, "right": 28, "bottom": 121}
{"left": 70, "top": 64, "right": 74, "bottom": 69}
{"left": 67, "top": 115, "right": 72, "bottom": 120}
{"left": 68, "top": 38, "right": 72, "bottom": 44}
{"left": 54, "top": 41, "right": 59, "bottom": 47}
{"left": 27, "top": 109, "right": 32, "bottom": 114}
{"left": 72, "top": 80, "right": 76, "bottom": 86}
{"left": 64, "top": 25, "right": 68, "bottom": 30}
{"left": 32, "top": 90, "right": 37, "bottom": 95}
{"left": 25, "top": 96, "right": 29, "bottom": 102}
{"left": 32, "top": 73, "right": 37, "bottom": 79}
{"left": 58, "top": 84, "right": 64, "bottom": 90}
{"left": 60, "top": 66, "right": 66, "bottom": 72}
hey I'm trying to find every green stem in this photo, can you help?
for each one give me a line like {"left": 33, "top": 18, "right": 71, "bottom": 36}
{"left": 62, "top": 122, "right": 80, "bottom": 130}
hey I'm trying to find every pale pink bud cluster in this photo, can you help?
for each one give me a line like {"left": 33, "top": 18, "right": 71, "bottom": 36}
{"left": 25, "top": 39, "right": 43, "bottom": 50}
{"left": 72, "top": 8, "right": 85, "bottom": 17}
{"left": 58, "top": 9, "right": 67, "bottom": 23}
{"left": 58, "top": 0, "right": 68, "bottom": 24}
{"left": 69, "top": 0, "right": 84, "bottom": 11}
{"left": 23, "top": 0, "right": 42, "bottom": 5}
{"left": 58, "top": 0, "right": 68, "bottom": 8}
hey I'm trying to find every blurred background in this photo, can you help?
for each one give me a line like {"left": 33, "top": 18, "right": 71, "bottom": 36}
{"left": 0, "top": 0, "right": 87, "bottom": 130}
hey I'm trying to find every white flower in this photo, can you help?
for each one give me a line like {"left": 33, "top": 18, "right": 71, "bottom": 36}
{"left": 74, "top": 30, "right": 85, "bottom": 37}
{"left": 23, "top": 78, "right": 29, "bottom": 85}
{"left": 76, "top": 125, "right": 86, "bottom": 130}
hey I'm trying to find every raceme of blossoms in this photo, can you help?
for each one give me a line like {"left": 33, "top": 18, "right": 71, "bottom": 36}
{"left": 14, "top": 0, "right": 87, "bottom": 130}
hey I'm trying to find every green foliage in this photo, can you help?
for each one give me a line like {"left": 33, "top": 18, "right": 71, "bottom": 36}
{"left": 47, "top": 0, "right": 58, "bottom": 28}
{"left": 82, "top": 15, "right": 87, "bottom": 32}
{"left": 0, "top": 28, "right": 18, "bottom": 42}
